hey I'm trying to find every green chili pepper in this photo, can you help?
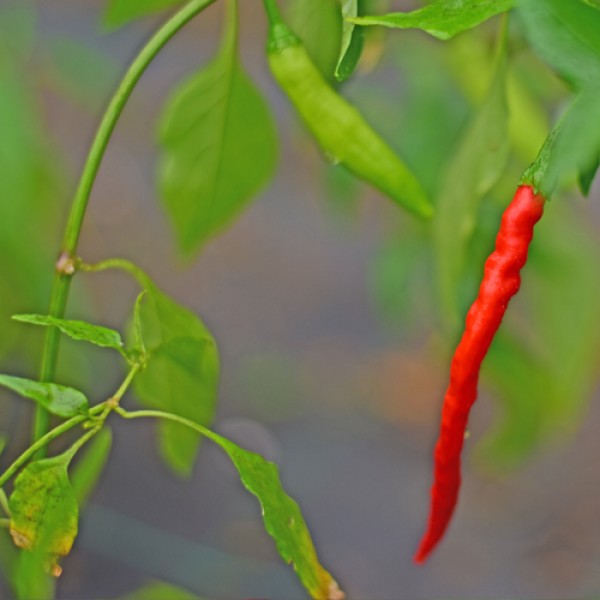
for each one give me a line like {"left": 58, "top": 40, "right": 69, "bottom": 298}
{"left": 263, "top": 0, "right": 433, "bottom": 220}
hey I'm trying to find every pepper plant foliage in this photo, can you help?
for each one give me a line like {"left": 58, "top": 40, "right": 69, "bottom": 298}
{"left": 0, "top": 0, "right": 599, "bottom": 598}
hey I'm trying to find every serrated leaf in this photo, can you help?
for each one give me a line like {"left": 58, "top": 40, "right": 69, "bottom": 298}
{"left": 336, "top": 0, "right": 366, "bottom": 82}
{"left": 0, "top": 375, "right": 88, "bottom": 418}
{"left": 541, "top": 83, "right": 600, "bottom": 197}
{"left": 158, "top": 0, "right": 278, "bottom": 255}
{"left": 205, "top": 430, "right": 343, "bottom": 600}
{"left": 9, "top": 453, "right": 78, "bottom": 577}
{"left": 71, "top": 429, "right": 112, "bottom": 506}
{"left": 517, "top": 0, "right": 600, "bottom": 88}
{"left": 103, "top": 0, "right": 185, "bottom": 30}
{"left": 434, "top": 46, "right": 509, "bottom": 333}
{"left": 134, "top": 285, "right": 219, "bottom": 476}
{"left": 13, "top": 314, "right": 124, "bottom": 352}
{"left": 352, "top": 0, "right": 513, "bottom": 40}
{"left": 288, "top": 0, "right": 343, "bottom": 79}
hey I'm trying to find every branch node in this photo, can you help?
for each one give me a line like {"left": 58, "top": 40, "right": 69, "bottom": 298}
{"left": 55, "top": 251, "right": 76, "bottom": 276}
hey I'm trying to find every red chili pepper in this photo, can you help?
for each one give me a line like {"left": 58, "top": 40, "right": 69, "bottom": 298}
{"left": 414, "top": 184, "right": 545, "bottom": 564}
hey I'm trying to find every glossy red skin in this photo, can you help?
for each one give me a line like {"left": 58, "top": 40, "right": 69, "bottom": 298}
{"left": 415, "top": 185, "right": 545, "bottom": 564}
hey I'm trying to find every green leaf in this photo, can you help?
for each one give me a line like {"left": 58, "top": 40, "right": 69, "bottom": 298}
{"left": 541, "top": 83, "right": 600, "bottom": 197}
{"left": 207, "top": 431, "right": 343, "bottom": 600}
{"left": 9, "top": 453, "right": 79, "bottom": 577}
{"left": 480, "top": 201, "right": 600, "bottom": 468}
{"left": 103, "top": 0, "right": 185, "bottom": 30}
{"left": 0, "top": 375, "right": 88, "bottom": 418}
{"left": 70, "top": 429, "right": 112, "bottom": 506}
{"left": 117, "top": 582, "right": 203, "bottom": 600}
{"left": 434, "top": 45, "right": 509, "bottom": 333}
{"left": 0, "top": 61, "right": 64, "bottom": 362}
{"left": 578, "top": 154, "right": 599, "bottom": 196}
{"left": 134, "top": 285, "right": 219, "bottom": 476}
{"left": 517, "top": 0, "right": 600, "bottom": 88}
{"left": 12, "top": 314, "right": 124, "bottom": 352}
{"left": 288, "top": 0, "right": 343, "bottom": 79}
{"left": 335, "top": 0, "right": 366, "bottom": 82}
{"left": 158, "top": 0, "right": 278, "bottom": 255}
{"left": 351, "top": 0, "right": 513, "bottom": 40}
{"left": 45, "top": 38, "right": 119, "bottom": 110}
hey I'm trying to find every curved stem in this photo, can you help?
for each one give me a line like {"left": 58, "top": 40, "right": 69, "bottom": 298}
{"left": 4, "top": 415, "right": 88, "bottom": 487}
{"left": 34, "top": 0, "right": 218, "bottom": 447}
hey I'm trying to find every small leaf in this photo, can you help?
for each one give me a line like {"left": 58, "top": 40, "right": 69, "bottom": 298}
{"left": 207, "top": 431, "right": 343, "bottom": 600}
{"left": 541, "top": 83, "right": 600, "bottom": 197}
{"left": 70, "top": 429, "right": 112, "bottom": 506}
{"left": 288, "top": 0, "right": 343, "bottom": 78}
{"left": 9, "top": 453, "right": 79, "bottom": 577}
{"left": 158, "top": 0, "right": 278, "bottom": 255}
{"left": 134, "top": 285, "right": 219, "bottom": 476}
{"left": 0, "top": 375, "right": 88, "bottom": 418}
{"left": 335, "top": 0, "right": 366, "bottom": 82}
{"left": 103, "top": 0, "right": 185, "bottom": 30}
{"left": 13, "top": 314, "right": 123, "bottom": 352}
{"left": 352, "top": 0, "right": 513, "bottom": 40}
{"left": 434, "top": 44, "right": 509, "bottom": 332}
{"left": 517, "top": 0, "right": 600, "bottom": 88}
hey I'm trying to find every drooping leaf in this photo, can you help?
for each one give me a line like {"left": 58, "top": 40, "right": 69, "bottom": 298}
{"left": 103, "top": 0, "right": 185, "bottom": 30}
{"left": 158, "top": 0, "right": 278, "bottom": 255}
{"left": 540, "top": 83, "right": 600, "bottom": 197}
{"left": 133, "top": 285, "right": 219, "bottom": 476}
{"left": 12, "top": 314, "right": 124, "bottom": 352}
{"left": 44, "top": 38, "right": 119, "bottom": 110}
{"left": 336, "top": 0, "right": 366, "bottom": 82}
{"left": 70, "top": 429, "right": 112, "bottom": 506}
{"left": 481, "top": 201, "right": 600, "bottom": 468}
{"left": 117, "top": 582, "right": 203, "bottom": 600}
{"left": 9, "top": 453, "right": 79, "bottom": 577}
{"left": 204, "top": 430, "right": 343, "bottom": 600}
{"left": 288, "top": 0, "right": 343, "bottom": 78}
{"left": 351, "top": 0, "right": 514, "bottom": 40}
{"left": 517, "top": 0, "right": 600, "bottom": 88}
{"left": 434, "top": 44, "right": 509, "bottom": 333}
{"left": 0, "top": 375, "right": 88, "bottom": 418}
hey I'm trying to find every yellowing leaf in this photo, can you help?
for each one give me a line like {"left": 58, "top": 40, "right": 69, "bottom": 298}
{"left": 9, "top": 454, "right": 79, "bottom": 577}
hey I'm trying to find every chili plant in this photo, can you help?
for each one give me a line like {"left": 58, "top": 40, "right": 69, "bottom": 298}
{"left": 0, "top": 0, "right": 600, "bottom": 598}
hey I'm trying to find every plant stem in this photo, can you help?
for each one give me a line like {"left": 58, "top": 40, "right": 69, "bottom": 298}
{"left": 115, "top": 407, "right": 221, "bottom": 445}
{"left": 3, "top": 415, "right": 87, "bottom": 487}
{"left": 78, "top": 258, "right": 152, "bottom": 288}
{"left": 262, "top": 0, "right": 283, "bottom": 25}
{"left": 0, "top": 488, "right": 10, "bottom": 517}
{"left": 34, "top": 0, "right": 218, "bottom": 448}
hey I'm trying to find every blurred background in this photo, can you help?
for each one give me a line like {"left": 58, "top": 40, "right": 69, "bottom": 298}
{"left": 1, "top": 0, "right": 600, "bottom": 598}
